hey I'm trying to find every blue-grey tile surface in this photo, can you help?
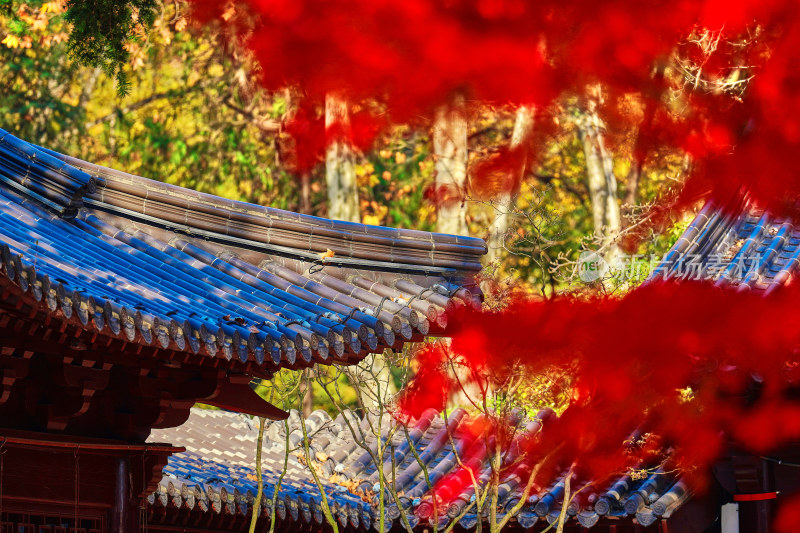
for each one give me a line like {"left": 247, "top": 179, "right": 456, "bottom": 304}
{"left": 148, "top": 408, "right": 690, "bottom": 530}
{"left": 651, "top": 196, "right": 799, "bottom": 293}
{"left": 0, "top": 129, "right": 485, "bottom": 371}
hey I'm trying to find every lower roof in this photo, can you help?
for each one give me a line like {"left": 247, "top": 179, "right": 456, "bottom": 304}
{"left": 148, "top": 408, "right": 690, "bottom": 531}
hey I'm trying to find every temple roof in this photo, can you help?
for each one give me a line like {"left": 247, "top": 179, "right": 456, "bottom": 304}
{"left": 0, "top": 128, "right": 485, "bottom": 374}
{"left": 650, "top": 195, "right": 800, "bottom": 293}
{"left": 147, "top": 408, "right": 689, "bottom": 531}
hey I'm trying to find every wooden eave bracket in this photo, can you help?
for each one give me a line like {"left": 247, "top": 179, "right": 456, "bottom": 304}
{"left": 202, "top": 378, "right": 288, "bottom": 420}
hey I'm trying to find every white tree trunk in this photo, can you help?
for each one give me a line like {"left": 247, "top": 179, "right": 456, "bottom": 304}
{"left": 486, "top": 106, "right": 535, "bottom": 264}
{"left": 433, "top": 95, "right": 469, "bottom": 236}
{"left": 325, "top": 97, "right": 396, "bottom": 403}
{"left": 432, "top": 96, "right": 476, "bottom": 408}
{"left": 325, "top": 95, "right": 360, "bottom": 223}
{"left": 579, "top": 102, "right": 621, "bottom": 263}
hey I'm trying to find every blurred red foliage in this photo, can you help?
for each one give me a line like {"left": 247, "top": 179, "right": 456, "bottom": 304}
{"left": 398, "top": 281, "right": 800, "bottom": 528}
{"left": 189, "top": 1, "right": 800, "bottom": 525}
{"left": 191, "top": 0, "right": 800, "bottom": 222}
{"left": 395, "top": 343, "right": 453, "bottom": 420}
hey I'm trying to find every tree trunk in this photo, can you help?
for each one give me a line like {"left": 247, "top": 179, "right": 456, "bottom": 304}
{"left": 301, "top": 368, "right": 313, "bottom": 418}
{"left": 109, "top": 109, "right": 118, "bottom": 162}
{"left": 433, "top": 95, "right": 476, "bottom": 408}
{"left": 322, "top": 96, "right": 360, "bottom": 412}
{"left": 433, "top": 94, "right": 469, "bottom": 236}
{"left": 325, "top": 95, "right": 360, "bottom": 223}
{"left": 578, "top": 101, "right": 621, "bottom": 263}
{"left": 621, "top": 159, "right": 641, "bottom": 228}
{"left": 248, "top": 416, "right": 266, "bottom": 533}
{"left": 300, "top": 172, "right": 312, "bottom": 215}
{"left": 371, "top": 355, "right": 396, "bottom": 404}
{"left": 486, "top": 106, "right": 535, "bottom": 264}
{"left": 555, "top": 469, "right": 572, "bottom": 533}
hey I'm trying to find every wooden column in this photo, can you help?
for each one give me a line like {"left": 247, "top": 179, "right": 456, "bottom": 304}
{"left": 112, "top": 457, "right": 134, "bottom": 533}
{"left": 755, "top": 458, "right": 772, "bottom": 533}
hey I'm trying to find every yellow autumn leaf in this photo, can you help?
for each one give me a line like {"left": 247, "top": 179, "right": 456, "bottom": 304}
{"left": 130, "top": 54, "right": 144, "bottom": 69}
{"left": 355, "top": 162, "right": 374, "bottom": 177}
{"left": 175, "top": 17, "right": 188, "bottom": 32}
{"left": 49, "top": 32, "right": 67, "bottom": 45}
{"left": 41, "top": 2, "right": 64, "bottom": 14}
{"left": 2, "top": 35, "right": 19, "bottom": 48}
{"left": 362, "top": 215, "right": 381, "bottom": 226}
{"left": 221, "top": 3, "right": 236, "bottom": 21}
{"left": 238, "top": 179, "right": 253, "bottom": 197}
{"left": 31, "top": 17, "right": 48, "bottom": 32}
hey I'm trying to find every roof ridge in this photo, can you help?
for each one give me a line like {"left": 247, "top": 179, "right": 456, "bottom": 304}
{"left": 33, "top": 142, "right": 488, "bottom": 273}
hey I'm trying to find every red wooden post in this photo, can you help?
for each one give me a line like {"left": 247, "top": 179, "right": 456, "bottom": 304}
{"left": 112, "top": 457, "right": 129, "bottom": 533}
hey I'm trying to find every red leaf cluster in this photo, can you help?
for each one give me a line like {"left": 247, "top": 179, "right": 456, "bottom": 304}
{"left": 192, "top": 0, "right": 800, "bottom": 222}
{"left": 185, "top": 2, "right": 800, "bottom": 524}
{"left": 395, "top": 343, "right": 453, "bottom": 420}
{"left": 399, "top": 281, "right": 800, "bottom": 528}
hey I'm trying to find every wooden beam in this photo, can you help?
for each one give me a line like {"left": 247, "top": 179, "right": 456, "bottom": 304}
{"left": 203, "top": 380, "right": 288, "bottom": 420}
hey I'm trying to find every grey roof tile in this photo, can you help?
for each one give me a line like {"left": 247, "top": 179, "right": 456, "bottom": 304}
{"left": 651, "top": 195, "right": 800, "bottom": 291}
{"left": 148, "top": 407, "right": 688, "bottom": 531}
